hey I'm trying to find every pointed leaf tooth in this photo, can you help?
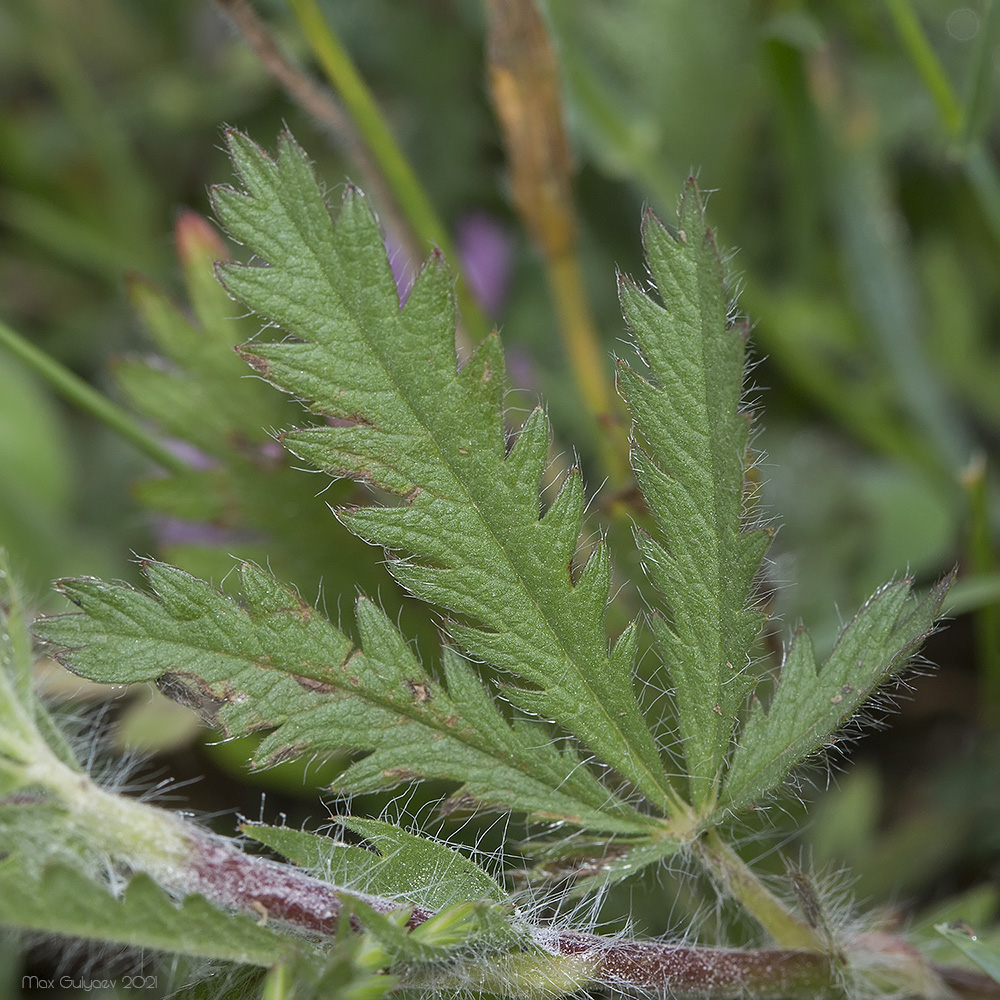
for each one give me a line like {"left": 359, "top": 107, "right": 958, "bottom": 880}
{"left": 572, "top": 543, "right": 611, "bottom": 609}
{"left": 339, "top": 503, "right": 456, "bottom": 560}
{"left": 287, "top": 424, "right": 429, "bottom": 497}
{"left": 327, "top": 186, "right": 401, "bottom": 321}
{"left": 501, "top": 683, "right": 549, "bottom": 720}
{"left": 387, "top": 567, "right": 510, "bottom": 628}
{"left": 401, "top": 250, "right": 456, "bottom": 359}
{"left": 239, "top": 560, "right": 303, "bottom": 614}
{"left": 539, "top": 470, "right": 585, "bottom": 569}
{"left": 734, "top": 528, "right": 772, "bottom": 597}
{"left": 445, "top": 622, "right": 547, "bottom": 677}
{"left": 503, "top": 406, "right": 548, "bottom": 506}
{"left": 139, "top": 562, "right": 222, "bottom": 624}
{"left": 676, "top": 179, "right": 714, "bottom": 251}
{"left": 611, "top": 619, "right": 639, "bottom": 662}
{"left": 237, "top": 340, "right": 379, "bottom": 418}
{"left": 353, "top": 596, "right": 419, "bottom": 693}
{"left": 454, "top": 333, "right": 507, "bottom": 462}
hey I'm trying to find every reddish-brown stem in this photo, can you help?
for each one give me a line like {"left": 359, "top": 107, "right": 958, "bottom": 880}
{"left": 158, "top": 829, "right": 1000, "bottom": 999}
{"left": 540, "top": 929, "right": 840, "bottom": 998}
{"left": 182, "top": 832, "right": 435, "bottom": 933}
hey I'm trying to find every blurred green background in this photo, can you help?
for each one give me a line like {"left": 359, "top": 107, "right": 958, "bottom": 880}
{"left": 2, "top": 0, "right": 1000, "bottom": 995}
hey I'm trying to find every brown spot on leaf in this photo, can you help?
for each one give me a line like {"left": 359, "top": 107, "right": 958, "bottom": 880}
{"left": 406, "top": 680, "right": 432, "bottom": 703}
{"left": 237, "top": 350, "right": 270, "bottom": 377}
{"left": 156, "top": 672, "right": 228, "bottom": 724}
{"left": 382, "top": 767, "right": 422, "bottom": 783}
{"left": 266, "top": 744, "right": 306, "bottom": 767}
{"left": 329, "top": 412, "right": 374, "bottom": 428}
{"left": 293, "top": 673, "right": 337, "bottom": 694}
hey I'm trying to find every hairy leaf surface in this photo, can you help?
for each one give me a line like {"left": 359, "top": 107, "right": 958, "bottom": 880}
{"left": 722, "top": 576, "right": 951, "bottom": 812}
{"left": 209, "top": 130, "right": 674, "bottom": 813}
{"left": 618, "top": 184, "right": 769, "bottom": 808}
{"left": 36, "top": 561, "right": 654, "bottom": 834}
{"left": 243, "top": 817, "right": 506, "bottom": 909}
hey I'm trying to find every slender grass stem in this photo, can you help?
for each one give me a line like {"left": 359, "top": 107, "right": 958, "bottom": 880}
{"left": 963, "top": 146, "right": 1000, "bottom": 247}
{"left": 485, "top": 0, "right": 629, "bottom": 487}
{"left": 284, "top": 0, "right": 488, "bottom": 343}
{"left": 884, "top": 0, "right": 1000, "bottom": 248}
{"left": 882, "top": 0, "right": 963, "bottom": 136}
{"left": 213, "top": 0, "right": 425, "bottom": 281}
{"left": 0, "top": 319, "right": 187, "bottom": 475}
{"left": 545, "top": 252, "right": 630, "bottom": 486}
{"left": 957, "top": 0, "right": 1000, "bottom": 151}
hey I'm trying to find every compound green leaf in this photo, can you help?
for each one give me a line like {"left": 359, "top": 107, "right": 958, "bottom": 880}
{"left": 209, "top": 130, "right": 675, "bottom": 815}
{"left": 618, "top": 183, "right": 769, "bottom": 808}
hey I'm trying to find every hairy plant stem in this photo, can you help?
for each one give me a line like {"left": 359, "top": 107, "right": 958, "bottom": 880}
{"left": 0, "top": 319, "right": 188, "bottom": 475}
{"left": 9, "top": 731, "right": 999, "bottom": 998}
{"left": 23, "top": 747, "right": 828, "bottom": 997}
{"left": 696, "top": 828, "right": 824, "bottom": 951}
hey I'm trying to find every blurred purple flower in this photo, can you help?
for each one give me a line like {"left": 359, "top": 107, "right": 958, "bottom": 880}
{"left": 154, "top": 517, "right": 258, "bottom": 548}
{"left": 385, "top": 235, "right": 416, "bottom": 307}
{"left": 161, "top": 438, "right": 216, "bottom": 470}
{"left": 384, "top": 213, "right": 514, "bottom": 316}
{"left": 455, "top": 211, "right": 514, "bottom": 317}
